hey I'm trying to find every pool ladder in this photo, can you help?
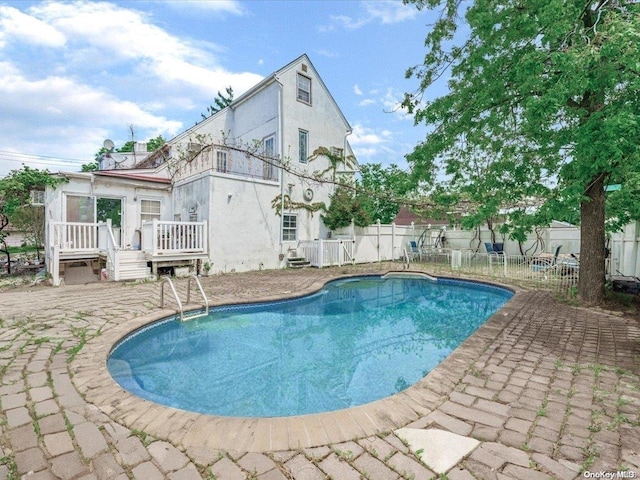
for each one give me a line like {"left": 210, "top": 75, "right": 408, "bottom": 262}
{"left": 160, "top": 275, "right": 209, "bottom": 321}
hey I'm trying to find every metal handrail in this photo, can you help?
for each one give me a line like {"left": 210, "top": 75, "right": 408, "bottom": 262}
{"left": 160, "top": 275, "right": 209, "bottom": 321}
{"left": 160, "top": 277, "right": 184, "bottom": 320}
{"left": 187, "top": 275, "right": 209, "bottom": 317}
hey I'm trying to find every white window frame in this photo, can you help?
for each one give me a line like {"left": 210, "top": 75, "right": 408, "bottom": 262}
{"left": 216, "top": 150, "right": 228, "bottom": 173}
{"left": 30, "top": 190, "right": 45, "bottom": 205}
{"left": 297, "top": 73, "right": 311, "bottom": 105}
{"left": 140, "top": 199, "right": 161, "bottom": 224}
{"left": 282, "top": 214, "right": 297, "bottom": 242}
{"left": 262, "top": 135, "right": 277, "bottom": 180}
{"left": 298, "top": 129, "right": 308, "bottom": 164}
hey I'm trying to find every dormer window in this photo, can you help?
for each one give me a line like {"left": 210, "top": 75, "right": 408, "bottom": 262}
{"left": 297, "top": 73, "right": 311, "bottom": 105}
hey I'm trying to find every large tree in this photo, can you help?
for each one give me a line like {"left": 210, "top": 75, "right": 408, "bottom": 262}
{"left": 357, "top": 163, "right": 414, "bottom": 224}
{"left": 403, "top": 0, "right": 640, "bottom": 304}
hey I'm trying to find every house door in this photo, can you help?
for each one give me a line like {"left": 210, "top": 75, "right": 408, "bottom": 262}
{"left": 97, "top": 198, "right": 123, "bottom": 246}
{"left": 65, "top": 195, "right": 123, "bottom": 245}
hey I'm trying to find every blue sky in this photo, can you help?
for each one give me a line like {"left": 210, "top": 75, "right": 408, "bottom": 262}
{"left": 0, "top": 0, "right": 440, "bottom": 177}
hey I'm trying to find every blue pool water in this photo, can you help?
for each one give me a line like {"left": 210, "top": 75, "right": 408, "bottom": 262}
{"left": 108, "top": 275, "right": 512, "bottom": 417}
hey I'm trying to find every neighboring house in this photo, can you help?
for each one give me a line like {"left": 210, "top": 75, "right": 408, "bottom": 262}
{"left": 2, "top": 223, "right": 27, "bottom": 248}
{"left": 45, "top": 54, "right": 357, "bottom": 285}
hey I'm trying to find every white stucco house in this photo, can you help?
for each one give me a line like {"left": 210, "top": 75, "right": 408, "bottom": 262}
{"left": 44, "top": 54, "right": 357, "bottom": 285}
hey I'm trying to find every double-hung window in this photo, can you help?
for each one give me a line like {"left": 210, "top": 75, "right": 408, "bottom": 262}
{"left": 298, "top": 129, "right": 308, "bottom": 164}
{"left": 297, "top": 74, "right": 311, "bottom": 104}
{"left": 282, "top": 214, "right": 297, "bottom": 241}
{"left": 263, "top": 135, "right": 276, "bottom": 180}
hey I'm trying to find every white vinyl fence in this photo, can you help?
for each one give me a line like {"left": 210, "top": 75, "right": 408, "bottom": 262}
{"left": 301, "top": 219, "right": 640, "bottom": 293}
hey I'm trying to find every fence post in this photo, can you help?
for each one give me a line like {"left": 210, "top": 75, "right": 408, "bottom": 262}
{"left": 503, "top": 253, "right": 508, "bottom": 277}
{"left": 377, "top": 219, "right": 381, "bottom": 263}
{"left": 392, "top": 222, "right": 396, "bottom": 261}
{"left": 318, "top": 239, "right": 324, "bottom": 268}
{"left": 338, "top": 240, "right": 343, "bottom": 267}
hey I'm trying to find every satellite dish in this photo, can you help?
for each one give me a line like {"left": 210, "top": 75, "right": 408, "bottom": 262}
{"left": 103, "top": 139, "right": 115, "bottom": 150}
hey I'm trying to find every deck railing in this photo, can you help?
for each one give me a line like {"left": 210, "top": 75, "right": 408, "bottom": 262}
{"left": 141, "top": 220, "right": 208, "bottom": 256}
{"left": 51, "top": 222, "right": 100, "bottom": 252}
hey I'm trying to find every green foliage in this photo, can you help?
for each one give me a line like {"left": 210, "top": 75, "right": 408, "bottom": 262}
{"left": 81, "top": 161, "right": 99, "bottom": 172}
{"left": 0, "top": 166, "right": 65, "bottom": 264}
{"left": 89, "top": 135, "right": 166, "bottom": 170}
{"left": 321, "top": 186, "right": 371, "bottom": 231}
{"left": 403, "top": 0, "right": 640, "bottom": 303}
{"left": 0, "top": 166, "right": 63, "bottom": 217}
{"left": 356, "top": 163, "right": 414, "bottom": 224}
{"left": 202, "top": 87, "right": 234, "bottom": 119}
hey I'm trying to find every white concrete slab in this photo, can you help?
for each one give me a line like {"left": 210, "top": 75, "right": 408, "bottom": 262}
{"left": 395, "top": 427, "right": 480, "bottom": 474}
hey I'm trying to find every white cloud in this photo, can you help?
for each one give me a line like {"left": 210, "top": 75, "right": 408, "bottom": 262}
{"left": 350, "top": 124, "right": 392, "bottom": 146}
{"left": 358, "top": 98, "right": 376, "bottom": 107}
{"left": 363, "top": 1, "right": 418, "bottom": 25}
{"left": 321, "top": 0, "right": 418, "bottom": 31}
{"left": 349, "top": 123, "right": 410, "bottom": 165}
{"left": 0, "top": 2, "right": 270, "bottom": 177}
{"left": 25, "top": 1, "right": 262, "bottom": 96}
{"left": 0, "top": 60, "right": 182, "bottom": 177}
{"left": 0, "top": 5, "right": 66, "bottom": 48}
{"left": 354, "top": 84, "right": 363, "bottom": 95}
{"left": 165, "top": 0, "right": 247, "bottom": 15}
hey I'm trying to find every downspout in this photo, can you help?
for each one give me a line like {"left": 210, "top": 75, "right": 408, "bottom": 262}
{"left": 344, "top": 128, "right": 353, "bottom": 175}
{"left": 276, "top": 76, "right": 285, "bottom": 260}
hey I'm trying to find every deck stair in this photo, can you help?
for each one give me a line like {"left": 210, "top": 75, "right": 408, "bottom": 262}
{"left": 160, "top": 275, "right": 209, "bottom": 321}
{"left": 117, "top": 250, "right": 152, "bottom": 281}
{"left": 287, "top": 255, "right": 310, "bottom": 269}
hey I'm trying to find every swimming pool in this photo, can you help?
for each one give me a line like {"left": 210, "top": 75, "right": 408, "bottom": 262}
{"left": 108, "top": 275, "right": 512, "bottom": 417}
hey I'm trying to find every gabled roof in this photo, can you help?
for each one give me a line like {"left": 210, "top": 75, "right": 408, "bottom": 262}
{"left": 171, "top": 54, "right": 352, "bottom": 143}
{"left": 230, "top": 54, "right": 352, "bottom": 131}
{"left": 393, "top": 206, "right": 448, "bottom": 226}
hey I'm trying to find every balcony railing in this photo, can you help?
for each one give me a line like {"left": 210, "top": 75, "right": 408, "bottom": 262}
{"left": 141, "top": 220, "right": 208, "bottom": 257}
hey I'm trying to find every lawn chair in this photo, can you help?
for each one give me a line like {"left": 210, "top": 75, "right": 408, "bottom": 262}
{"left": 407, "top": 240, "right": 422, "bottom": 262}
{"left": 484, "top": 242, "right": 504, "bottom": 256}
{"left": 531, "top": 245, "right": 562, "bottom": 277}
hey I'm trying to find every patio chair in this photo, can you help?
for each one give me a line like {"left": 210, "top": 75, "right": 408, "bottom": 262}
{"left": 407, "top": 240, "right": 422, "bottom": 261}
{"left": 531, "top": 245, "right": 562, "bottom": 274}
{"left": 484, "top": 242, "right": 504, "bottom": 256}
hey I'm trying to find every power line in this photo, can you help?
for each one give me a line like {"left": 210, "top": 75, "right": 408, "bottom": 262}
{"left": 0, "top": 150, "right": 87, "bottom": 172}
{"left": 0, "top": 149, "right": 88, "bottom": 163}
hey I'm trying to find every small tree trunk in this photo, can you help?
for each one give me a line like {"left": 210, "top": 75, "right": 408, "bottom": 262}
{"left": 578, "top": 174, "right": 606, "bottom": 305}
{"left": 1, "top": 242, "right": 11, "bottom": 275}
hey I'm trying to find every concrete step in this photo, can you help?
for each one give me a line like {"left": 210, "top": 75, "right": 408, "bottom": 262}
{"left": 287, "top": 257, "right": 311, "bottom": 268}
{"left": 118, "top": 268, "right": 152, "bottom": 280}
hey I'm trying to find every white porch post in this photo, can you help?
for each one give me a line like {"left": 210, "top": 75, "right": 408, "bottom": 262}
{"left": 152, "top": 219, "right": 159, "bottom": 256}
{"left": 51, "top": 245, "right": 60, "bottom": 286}
{"left": 202, "top": 220, "right": 209, "bottom": 254}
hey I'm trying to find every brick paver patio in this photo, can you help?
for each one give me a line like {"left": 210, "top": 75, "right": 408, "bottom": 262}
{"left": 1, "top": 264, "right": 639, "bottom": 479}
